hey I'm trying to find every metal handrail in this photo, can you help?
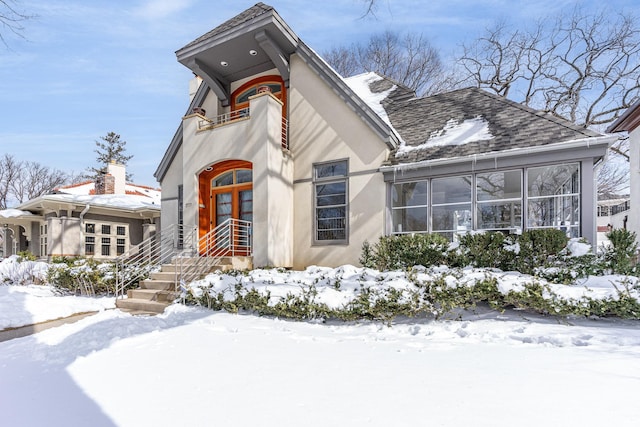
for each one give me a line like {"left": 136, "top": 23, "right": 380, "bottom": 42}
{"left": 114, "top": 224, "right": 197, "bottom": 299}
{"left": 115, "top": 219, "right": 252, "bottom": 300}
{"left": 177, "top": 219, "right": 253, "bottom": 285}
{"left": 282, "top": 116, "right": 289, "bottom": 150}
{"left": 198, "top": 108, "right": 250, "bottom": 130}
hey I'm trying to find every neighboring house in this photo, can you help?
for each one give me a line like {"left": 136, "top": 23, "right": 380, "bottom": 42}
{"left": 0, "top": 162, "right": 160, "bottom": 259}
{"left": 596, "top": 197, "right": 630, "bottom": 245}
{"left": 155, "top": 3, "right": 615, "bottom": 270}
{"left": 607, "top": 99, "right": 640, "bottom": 240}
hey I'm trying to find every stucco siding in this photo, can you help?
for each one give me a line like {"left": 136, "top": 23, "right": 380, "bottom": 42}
{"left": 289, "top": 55, "right": 389, "bottom": 268}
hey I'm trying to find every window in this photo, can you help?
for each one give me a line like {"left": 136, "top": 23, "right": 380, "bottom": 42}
{"left": 431, "top": 176, "right": 472, "bottom": 240}
{"left": 39, "top": 224, "right": 48, "bottom": 257}
{"left": 116, "top": 238, "right": 126, "bottom": 255}
{"left": 85, "top": 236, "right": 95, "bottom": 256}
{"left": 392, "top": 181, "right": 428, "bottom": 233}
{"left": 390, "top": 163, "right": 580, "bottom": 240}
{"left": 527, "top": 163, "right": 580, "bottom": 237}
{"left": 101, "top": 237, "right": 110, "bottom": 256}
{"left": 314, "top": 160, "right": 348, "bottom": 243}
{"left": 476, "top": 170, "right": 522, "bottom": 232}
{"left": 101, "top": 224, "right": 111, "bottom": 235}
{"left": 86, "top": 223, "right": 95, "bottom": 234}
{"left": 116, "top": 226, "right": 126, "bottom": 236}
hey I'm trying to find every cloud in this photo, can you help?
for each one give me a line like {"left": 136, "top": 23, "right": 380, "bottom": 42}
{"left": 132, "top": 0, "right": 194, "bottom": 20}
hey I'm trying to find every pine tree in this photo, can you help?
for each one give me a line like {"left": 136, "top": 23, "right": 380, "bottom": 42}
{"left": 87, "top": 132, "right": 133, "bottom": 180}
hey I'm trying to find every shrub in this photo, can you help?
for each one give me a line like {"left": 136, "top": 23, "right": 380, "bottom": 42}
{"left": 455, "top": 232, "right": 513, "bottom": 269}
{"left": 47, "top": 258, "right": 117, "bottom": 295}
{"left": 603, "top": 228, "right": 638, "bottom": 275}
{"left": 361, "top": 234, "right": 449, "bottom": 271}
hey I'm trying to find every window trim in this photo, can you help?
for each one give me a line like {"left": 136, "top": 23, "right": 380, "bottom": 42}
{"left": 312, "top": 159, "right": 349, "bottom": 245}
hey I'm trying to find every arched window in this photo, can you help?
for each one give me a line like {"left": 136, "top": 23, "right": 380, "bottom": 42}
{"left": 231, "top": 75, "right": 286, "bottom": 118}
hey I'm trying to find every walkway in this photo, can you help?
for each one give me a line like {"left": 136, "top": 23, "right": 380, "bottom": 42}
{"left": 0, "top": 311, "right": 98, "bottom": 343}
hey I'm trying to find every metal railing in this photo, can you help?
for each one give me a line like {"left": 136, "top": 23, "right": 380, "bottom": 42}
{"left": 114, "top": 224, "right": 198, "bottom": 299}
{"left": 114, "top": 219, "right": 252, "bottom": 299}
{"left": 282, "top": 116, "right": 289, "bottom": 150}
{"left": 198, "top": 108, "right": 250, "bottom": 130}
{"left": 177, "top": 219, "right": 252, "bottom": 285}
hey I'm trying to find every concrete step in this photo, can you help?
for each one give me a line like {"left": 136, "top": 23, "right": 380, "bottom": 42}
{"left": 150, "top": 271, "right": 179, "bottom": 281}
{"left": 140, "top": 279, "right": 175, "bottom": 291}
{"left": 127, "top": 289, "right": 179, "bottom": 302}
{"left": 116, "top": 298, "right": 169, "bottom": 314}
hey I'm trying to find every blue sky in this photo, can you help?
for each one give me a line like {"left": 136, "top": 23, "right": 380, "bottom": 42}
{"left": 0, "top": 0, "right": 635, "bottom": 187}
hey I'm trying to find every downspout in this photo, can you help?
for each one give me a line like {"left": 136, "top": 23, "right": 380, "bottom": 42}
{"left": 79, "top": 204, "right": 91, "bottom": 256}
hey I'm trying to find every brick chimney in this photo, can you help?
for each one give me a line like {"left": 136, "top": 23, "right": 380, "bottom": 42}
{"left": 95, "top": 162, "right": 126, "bottom": 195}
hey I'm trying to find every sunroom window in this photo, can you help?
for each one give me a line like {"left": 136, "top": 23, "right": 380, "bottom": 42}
{"left": 392, "top": 181, "right": 428, "bottom": 233}
{"left": 476, "top": 170, "right": 522, "bottom": 232}
{"left": 431, "top": 176, "right": 472, "bottom": 240}
{"left": 527, "top": 164, "right": 580, "bottom": 237}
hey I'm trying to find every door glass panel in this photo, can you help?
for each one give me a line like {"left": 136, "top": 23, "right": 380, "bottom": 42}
{"left": 239, "top": 190, "right": 253, "bottom": 222}
{"left": 216, "top": 193, "right": 232, "bottom": 225}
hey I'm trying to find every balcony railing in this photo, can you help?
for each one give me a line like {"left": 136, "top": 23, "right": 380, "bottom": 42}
{"left": 198, "top": 107, "right": 250, "bottom": 130}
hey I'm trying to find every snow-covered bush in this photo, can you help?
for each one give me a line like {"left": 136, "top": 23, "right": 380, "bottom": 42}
{"left": 46, "top": 257, "right": 116, "bottom": 295}
{"left": 185, "top": 266, "right": 640, "bottom": 321}
{"left": 0, "top": 255, "right": 49, "bottom": 285}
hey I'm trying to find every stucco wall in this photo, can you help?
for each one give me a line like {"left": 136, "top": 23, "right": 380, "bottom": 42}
{"left": 180, "top": 92, "right": 293, "bottom": 267}
{"left": 289, "top": 55, "right": 389, "bottom": 269}
{"left": 160, "top": 144, "right": 184, "bottom": 232}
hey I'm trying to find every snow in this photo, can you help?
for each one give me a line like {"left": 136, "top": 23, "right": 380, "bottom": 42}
{"left": 40, "top": 193, "right": 159, "bottom": 211}
{"left": 0, "top": 208, "right": 34, "bottom": 218}
{"left": 1, "top": 264, "right": 639, "bottom": 426}
{"left": 344, "top": 72, "right": 406, "bottom": 144}
{"left": 396, "top": 116, "right": 493, "bottom": 156}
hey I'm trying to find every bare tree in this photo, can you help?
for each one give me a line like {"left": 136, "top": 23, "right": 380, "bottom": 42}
{"left": 9, "top": 161, "right": 68, "bottom": 204}
{"left": 0, "top": 0, "right": 34, "bottom": 46}
{"left": 0, "top": 154, "right": 19, "bottom": 209}
{"left": 324, "top": 30, "right": 451, "bottom": 96}
{"left": 458, "top": 7, "right": 640, "bottom": 129}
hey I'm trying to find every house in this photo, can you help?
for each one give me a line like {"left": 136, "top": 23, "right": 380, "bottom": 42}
{"left": 155, "top": 3, "right": 615, "bottom": 270}
{"left": 606, "top": 99, "right": 640, "bottom": 240}
{"left": 0, "top": 162, "right": 160, "bottom": 259}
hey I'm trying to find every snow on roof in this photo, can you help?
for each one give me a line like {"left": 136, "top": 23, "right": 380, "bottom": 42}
{"left": 41, "top": 193, "right": 160, "bottom": 212}
{"left": 344, "top": 72, "right": 405, "bottom": 144}
{"left": 396, "top": 116, "right": 493, "bottom": 156}
{"left": 0, "top": 209, "right": 35, "bottom": 219}
{"left": 55, "top": 181, "right": 161, "bottom": 204}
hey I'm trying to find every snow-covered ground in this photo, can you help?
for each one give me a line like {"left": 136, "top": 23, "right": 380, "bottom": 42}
{"left": 1, "top": 263, "right": 639, "bottom": 426}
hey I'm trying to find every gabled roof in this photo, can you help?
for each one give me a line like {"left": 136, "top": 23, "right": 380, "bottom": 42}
{"left": 155, "top": 3, "right": 400, "bottom": 183}
{"left": 381, "top": 85, "right": 605, "bottom": 165}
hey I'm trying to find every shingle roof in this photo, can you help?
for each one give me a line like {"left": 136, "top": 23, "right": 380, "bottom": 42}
{"left": 381, "top": 85, "right": 602, "bottom": 165}
{"left": 178, "top": 3, "right": 274, "bottom": 52}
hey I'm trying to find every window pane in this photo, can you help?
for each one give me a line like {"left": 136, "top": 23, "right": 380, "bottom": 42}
{"left": 432, "top": 204, "right": 472, "bottom": 232}
{"left": 477, "top": 170, "right": 522, "bottom": 201}
{"left": 117, "top": 226, "right": 126, "bottom": 236}
{"left": 315, "top": 161, "right": 347, "bottom": 179}
{"left": 316, "top": 182, "right": 346, "bottom": 206}
{"left": 101, "top": 225, "right": 111, "bottom": 235}
{"left": 236, "top": 88, "right": 257, "bottom": 104}
{"left": 477, "top": 202, "right": 522, "bottom": 230}
{"left": 392, "top": 207, "right": 428, "bottom": 233}
{"left": 216, "top": 193, "right": 232, "bottom": 225}
{"left": 317, "top": 207, "right": 346, "bottom": 240}
{"left": 213, "top": 171, "right": 234, "bottom": 187}
{"left": 527, "top": 164, "right": 579, "bottom": 197}
{"left": 86, "top": 223, "right": 95, "bottom": 233}
{"left": 236, "top": 169, "right": 252, "bottom": 184}
{"left": 432, "top": 176, "right": 471, "bottom": 204}
{"left": 527, "top": 196, "right": 580, "bottom": 228}
{"left": 392, "top": 181, "right": 427, "bottom": 207}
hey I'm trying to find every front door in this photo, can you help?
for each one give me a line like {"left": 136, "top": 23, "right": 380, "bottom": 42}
{"left": 209, "top": 169, "right": 253, "bottom": 255}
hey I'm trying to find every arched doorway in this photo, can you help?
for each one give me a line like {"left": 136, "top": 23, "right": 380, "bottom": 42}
{"left": 198, "top": 160, "right": 253, "bottom": 241}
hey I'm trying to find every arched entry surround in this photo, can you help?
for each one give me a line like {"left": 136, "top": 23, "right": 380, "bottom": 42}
{"left": 198, "top": 160, "right": 253, "bottom": 239}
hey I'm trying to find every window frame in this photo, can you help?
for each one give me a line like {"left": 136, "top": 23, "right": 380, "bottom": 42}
{"left": 313, "top": 159, "right": 349, "bottom": 245}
